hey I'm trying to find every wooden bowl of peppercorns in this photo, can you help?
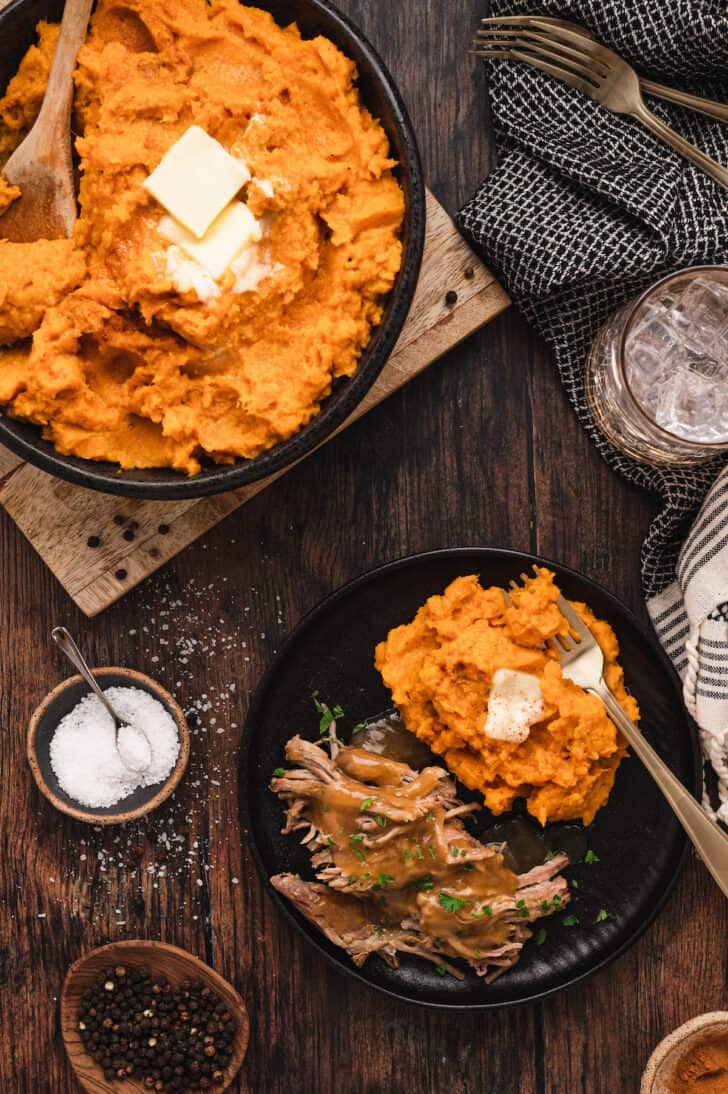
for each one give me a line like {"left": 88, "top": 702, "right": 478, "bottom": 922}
{"left": 60, "top": 941, "right": 249, "bottom": 1092}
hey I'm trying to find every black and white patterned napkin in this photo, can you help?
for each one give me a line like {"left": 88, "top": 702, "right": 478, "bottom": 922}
{"left": 457, "top": 0, "right": 728, "bottom": 810}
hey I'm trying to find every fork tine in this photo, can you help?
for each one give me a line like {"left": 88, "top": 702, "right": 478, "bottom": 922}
{"left": 468, "top": 48, "right": 516, "bottom": 60}
{"left": 479, "top": 15, "right": 617, "bottom": 73}
{"left": 474, "top": 29, "right": 610, "bottom": 80}
{"left": 546, "top": 634, "right": 571, "bottom": 656}
{"left": 556, "top": 596, "right": 593, "bottom": 643}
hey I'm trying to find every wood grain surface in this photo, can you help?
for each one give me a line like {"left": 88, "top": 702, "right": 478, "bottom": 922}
{"left": 0, "top": 2, "right": 725, "bottom": 1093}
{"left": 0, "top": 192, "right": 509, "bottom": 618}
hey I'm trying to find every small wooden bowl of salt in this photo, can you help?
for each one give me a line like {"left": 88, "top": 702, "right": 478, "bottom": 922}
{"left": 28, "top": 668, "right": 190, "bottom": 825}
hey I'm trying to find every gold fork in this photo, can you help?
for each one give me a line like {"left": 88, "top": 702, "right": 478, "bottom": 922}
{"left": 508, "top": 570, "right": 728, "bottom": 899}
{"left": 471, "top": 16, "right": 728, "bottom": 191}
{"left": 475, "top": 16, "right": 728, "bottom": 125}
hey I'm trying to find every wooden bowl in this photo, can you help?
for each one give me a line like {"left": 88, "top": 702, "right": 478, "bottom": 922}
{"left": 27, "top": 667, "right": 190, "bottom": 825}
{"left": 640, "top": 1011, "right": 728, "bottom": 1093}
{"left": 61, "top": 940, "right": 249, "bottom": 1093}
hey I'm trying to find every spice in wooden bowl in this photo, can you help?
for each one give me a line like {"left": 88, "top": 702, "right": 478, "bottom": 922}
{"left": 667, "top": 1033, "right": 728, "bottom": 1094}
{"left": 642, "top": 1013, "right": 728, "bottom": 1094}
{"left": 61, "top": 940, "right": 249, "bottom": 1093}
{"left": 28, "top": 668, "right": 190, "bottom": 825}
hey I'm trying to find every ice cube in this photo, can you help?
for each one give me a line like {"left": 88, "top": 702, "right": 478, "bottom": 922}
{"left": 628, "top": 310, "right": 677, "bottom": 356}
{"left": 673, "top": 276, "right": 728, "bottom": 343}
{"left": 654, "top": 362, "right": 728, "bottom": 442}
{"left": 685, "top": 350, "right": 728, "bottom": 383}
{"left": 625, "top": 321, "right": 680, "bottom": 413}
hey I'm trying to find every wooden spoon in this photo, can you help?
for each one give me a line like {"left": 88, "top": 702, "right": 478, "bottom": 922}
{"left": 1, "top": 0, "right": 94, "bottom": 243}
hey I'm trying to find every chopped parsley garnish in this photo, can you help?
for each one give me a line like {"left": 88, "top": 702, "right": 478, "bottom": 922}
{"left": 360, "top": 797, "right": 376, "bottom": 812}
{"left": 428, "top": 845, "right": 437, "bottom": 861}
{"left": 347, "top": 875, "right": 358, "bottom": 885}
{"left": 470, "top": 904, "right": 493, "bottom": 918}
{"left": 376, "top": 874, "right": 395, "bottom": 888}
{"left": 350, "top": 833, "right": 364, "bottom": 843}
{"left": 584, "top": 849, "right": 600, "bottom": 865}
{"left": 354, "top": 850, "right": 366, "bottom": 864}
{"left": 377, "top": 895, "right": 387, "bottom": 908}
{"left": 535, "top": 927, "right": 547, "bottom": 946}
{"left": 451, "top": 847, "right": 459, "bottom": 857}
{"left": 312, "top": 691, "right": 344, "bottom": 736}
{"left": 436, "top": 964, "right": 447, "bottom": 976}
{"left": 415, "top": 846, "right": 424, "bottom": 861}
{"left": 272, "top": 767, "right": 286, "bottom": 777}
{"left": 595, "top": 909, "right": 609, "bottom": 923}
{"left": 515, "top": 899, "right": 530, "bottom": 919}
{"left": 406, "top": 874, "right": 434, "bottom": 892}
{"left": 326, "top": 836, "right": 337, "bottom": 849}
{"left": 543, "top": 850, "right": 556, "bottom": 863}
{"left": 463, "top": 863, "right": 475, "bottom": 872}
{"left": 375, "top": 815, "right": 388, "bottom": 828}
{"left": 426, "top": 811, "right": 434, "bottom": 821}
{"left": 540, "top": 895, "right": 562, "bottom": 914}
{"left": 351, "top": 722, "right": 365, "bottom": 736}
{"left": 375, "top": 926, "right": 384, "bottom": 939}
{"left": 438, "top": 892, "right": 470, "bottom": 914}
{"left": 562, "top": 915, "right": 579, "bottom": 927}
{"left": 403, "top": 850, "right": 414, "bottom": 862}
{"left": 571, "top": 879, "right": 579, "bottom": 889}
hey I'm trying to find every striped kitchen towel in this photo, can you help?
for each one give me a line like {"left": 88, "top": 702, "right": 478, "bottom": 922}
{"left": 457, "top": 0, "right": 728, "bottom": 813}
{"left": 649, "top": 466, "right": 728, "bottom": 821}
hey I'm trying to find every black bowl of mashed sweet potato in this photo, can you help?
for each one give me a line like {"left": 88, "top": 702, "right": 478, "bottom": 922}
{"left": 0, "top": 0, "right": 425, "bottom": 498}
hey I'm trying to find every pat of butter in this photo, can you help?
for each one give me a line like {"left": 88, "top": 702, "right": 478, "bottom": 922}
{"left": 484, "top": 669, "right": 543, "bottom": 744}
{"left": 160, "top": 202, "right": 262, "bottom": 280}
{"left": 144, "top": 126, "right": 251, "bottom": 239}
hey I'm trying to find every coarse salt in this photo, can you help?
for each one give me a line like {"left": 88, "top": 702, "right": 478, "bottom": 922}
{"left": 49, "top": 686, "right": 180, "bottom": 808}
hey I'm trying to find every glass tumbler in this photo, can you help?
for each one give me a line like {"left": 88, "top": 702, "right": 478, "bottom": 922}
{"left": 584, "top": 265, "right": 728, "bottom": 467}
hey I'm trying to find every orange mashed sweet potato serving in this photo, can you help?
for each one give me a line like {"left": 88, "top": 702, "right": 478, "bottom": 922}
{"left": 0, "top": 0, "right": 404, "bottom": 473}
{"left": 375, "top": 569, "right": 640, "bottom": 826}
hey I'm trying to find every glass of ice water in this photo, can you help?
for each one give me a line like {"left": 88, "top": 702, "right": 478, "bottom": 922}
{"left": 585, "top": 266, "right": 728, "bottom": 466}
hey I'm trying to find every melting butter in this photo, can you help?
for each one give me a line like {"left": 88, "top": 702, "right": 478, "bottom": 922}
{"left": 484, "top": 669, "right": 543, "bottom": 744}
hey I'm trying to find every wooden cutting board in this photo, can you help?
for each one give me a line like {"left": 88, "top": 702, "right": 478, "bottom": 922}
{"left": 0, "top": 190, "right": 509, "bottom": 615}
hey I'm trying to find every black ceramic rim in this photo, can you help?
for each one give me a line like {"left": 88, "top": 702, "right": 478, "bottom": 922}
{"left": 240, "top": 547, "right": 701, "bottom": 1011}
{"left": 0, "top": 0, "right": 426, "bottom": 499}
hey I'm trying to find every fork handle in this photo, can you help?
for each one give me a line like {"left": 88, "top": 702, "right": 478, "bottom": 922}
{"left": 632, "top": 101, "right": 728, "bottom": 191}
{"left": 641, "top": 79, "right": 728, "bottom": 125}
{"left": 596, "top": 684, "right": 728, "bottom": 900}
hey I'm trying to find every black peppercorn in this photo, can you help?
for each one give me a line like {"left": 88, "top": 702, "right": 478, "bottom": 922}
{"left": 77, "top": 966, "right": 235, "bottom": 1089}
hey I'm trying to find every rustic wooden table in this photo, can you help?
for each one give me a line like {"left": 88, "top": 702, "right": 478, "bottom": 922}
{"left": 1, "top": 2, "right": 726, "bottom": 1092}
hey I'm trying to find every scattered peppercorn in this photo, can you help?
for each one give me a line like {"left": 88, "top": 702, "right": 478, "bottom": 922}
{"left": 445, "top": 289, "right": 458, "bottom": 307}
{"left": 77, "top": 965, "right": 236, "bottom": 1092}
{"left": 114, "top": 569, "right": 127, "bottom": 581}
{"left": 464, "top": 266, "right": 475, "bottom": 280}
{"left": 86, "top": 535, "right": 101, "bottom": 548}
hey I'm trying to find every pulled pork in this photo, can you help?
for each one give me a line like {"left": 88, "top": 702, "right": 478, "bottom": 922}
{"left": 271, "top": 732, "right": 569, "bottom": 982}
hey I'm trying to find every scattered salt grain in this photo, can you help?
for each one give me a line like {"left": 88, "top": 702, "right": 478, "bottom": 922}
{"left": 49, "top": 686, "right": 180, "bottom": 808}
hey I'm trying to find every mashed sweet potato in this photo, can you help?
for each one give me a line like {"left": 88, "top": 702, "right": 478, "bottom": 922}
{"left": 374, "top": 569, "right": 640, "bottom": 826}
{"left": 0, "top": 0, "right": 404, "bottom": 473}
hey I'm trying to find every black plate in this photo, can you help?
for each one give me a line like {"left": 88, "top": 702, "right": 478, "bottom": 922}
{"left": 240, "top": 548, "right": 701, "bottom": 1009}
{"left": 0, "top": 0, "right": 425, "bottom": 499}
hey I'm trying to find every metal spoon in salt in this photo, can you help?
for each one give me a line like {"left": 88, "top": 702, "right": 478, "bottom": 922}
{"left": 51, "top": 627, "right": 153, "bottom": 774}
